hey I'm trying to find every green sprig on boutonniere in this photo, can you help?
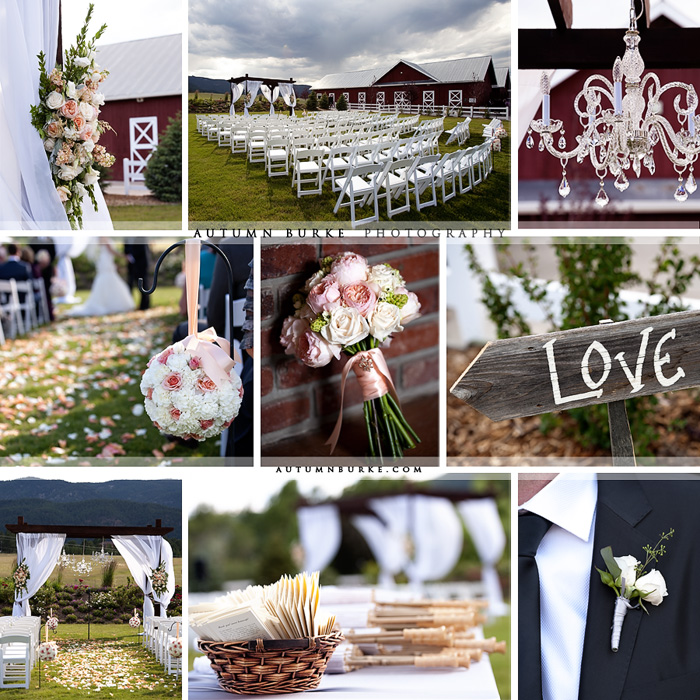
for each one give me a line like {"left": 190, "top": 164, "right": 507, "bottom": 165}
{"left": 596, "top": 529, "right": 674, "bottom": 652}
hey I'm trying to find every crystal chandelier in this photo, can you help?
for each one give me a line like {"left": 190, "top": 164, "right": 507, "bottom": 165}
{"left": 526, "top": 0, "right": 700, "bottom": 206}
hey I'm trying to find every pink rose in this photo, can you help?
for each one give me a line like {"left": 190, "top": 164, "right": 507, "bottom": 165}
{"left": 189, "top": 356, "right": 202, "bottom": 370}
{"left": 342, "top": 282, "right": 377, "bottom": 317}
{"left": 330, "top": 252, "right": 369, "bottom": 287}
{"left": 146, "top": 388, "right": 153, "bottom": 400}
{"left": 60, "top": 100, "right": 80, "bottom": 119}
{"left": 239, "top": 386, "right": 244, "bottom": 398}
{"left": 80, "top": 123, "right": 95, "bottom": 142}
{"left": 158, "top": 348, "right": 174, "bottom": 365}
{"left": 280, "top": 317, "right": 308, "bottom": 355}
{"left": 73, "top": 115, "right": 86, "bottom": 132}
{"left": 296, "top": 330, "right": 340, "bottom": 368}
{"left": 307, "top": 274, "right": 342, "bottom": 314}
{"left": 196, "top": 376, "right": 217, "bottom": 393}
{"left": 170, "top": 408, "right": 181, "bottom": 421}
{"left": 200, "top": 419, "right": 215, "bottom": 430}
{"left": 46, "top": 121, "right": 63, "bottom": 138}
{"left": 162, "top": 373, "right": 183, "bottom": 391}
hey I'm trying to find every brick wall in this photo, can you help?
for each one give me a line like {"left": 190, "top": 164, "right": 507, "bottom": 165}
{"left": 261, "top": 241, "right": 440, "bottom": 446}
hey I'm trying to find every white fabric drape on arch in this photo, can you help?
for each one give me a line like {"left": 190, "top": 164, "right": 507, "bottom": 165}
{"left": 54, "top": 237, "right": 88, "bottom": 302}
{"left": 112, "top": 536, "right": 175, "bottom": 618}
{"left": 297, "top": 505, "right": 342, "bottom": 573}
{"left": 12, "top": 532, "right": 65, "bottom": 616}
{"left": 230, "top": 82, "right": 244, "bottom": 116}
{"left": 457, "top": 498, "right": 507, "bottom": 616}
{"left": 242, "top": 80, "right": 262, "bottom": 117}
{"left": 260, "top": 85, "right": 280, "bottom": 115}
{"left": 0, "top": 0, "right": 112, "bottom": 229}
{"left": 351, "top": 514, "right": 408, "bottom": 587}
{"left": 278, "top": 83, "right": 297, "bottom": 118}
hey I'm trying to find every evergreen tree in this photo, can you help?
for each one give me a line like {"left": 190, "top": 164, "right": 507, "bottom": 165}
{"left": 319, "top": 93, "right": 329, "bottom": 110}
{"left": 336, "top": 94, "right": 348, "bottom": 111}
{"left": 144, "top": 114, "right": 182, "bottom": 202}
{"left": 306, "top": 91, "right": 318, "bottom": 111}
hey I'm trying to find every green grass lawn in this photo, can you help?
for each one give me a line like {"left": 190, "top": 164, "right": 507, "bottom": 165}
{"left": 110, "top": 204, "right": 182, "bottom": 230}
{"left": 0, "top": 624, "right": 180, "bottom": 697}
{"left": 0, "top": 554, "right": 182, "bottom": 588}
{"left": 484, "top": 614, "right": 511, "bottom": 700}
{"left": 0, "top": 286, "right": 224, "bottom": 465}
{"left": 188, "top": 113, "right": 510, "bottom": 228}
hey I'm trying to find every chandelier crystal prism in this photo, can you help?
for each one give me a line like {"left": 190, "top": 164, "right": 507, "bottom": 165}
{"left": 527, "top": 0, "right": 700, "bottom": 206}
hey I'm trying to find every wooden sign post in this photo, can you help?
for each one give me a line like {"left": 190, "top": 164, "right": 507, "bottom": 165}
{"left": 450, "top": 309, "right": 700, "bottom": 465}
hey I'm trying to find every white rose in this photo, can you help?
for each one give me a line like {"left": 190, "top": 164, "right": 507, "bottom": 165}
{"left": 46, "top": 90, "right": 65, "bottom": 110}
{"left": 91, "top": 71, "right": 102, "bottom": 84}
{"left": 64, "top": 127, "right": 77, "bottom": 139}
{"left": 74, "top": 55, "right": 91, "bottom": 68}
{"left": 58, "top": 164, "right": 81, "bottom": 181}
{"left": 369, "top": 301, "right": 403, "bottom": 342}
{"left": 44, "top": 138, "right": 56, "bottom": 153}
{"left": 92, "top": 92, "right": 105, "bottom": 106}
{"left": 367, "top": 263, "right": 404, "bottom": 293}
{"left": 614, "top": 555, "right": 640, "bottom": 588}
{"left": 304, "top": 269, "right": 326, "bottom": 292}
{"left": 66, "top": 81, "right": 77, "bottom": 99}
{"left": 634, "top": 569, "right": 668, "bottom": 606}
{"left": 84, "top": 167, "right": 100, "bottom": 186}
{"left": 79, "top": 102, "right": 96, "bottom": 121}
{"left": 321, "top": 307, "right": 369, "bottom": 346}
{"left": 82, "top": 138, "right": 95, "bottom": 153}
{"left": 396, "top": 287, "right": 421, "bottom": 324}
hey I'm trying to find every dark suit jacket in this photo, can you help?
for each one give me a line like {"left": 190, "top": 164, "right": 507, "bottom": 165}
{"left": 577, "top": 478, "right": 700, "bottom": 700}
{"left": 0, "top": 260, "right": 31, "bottom": 281}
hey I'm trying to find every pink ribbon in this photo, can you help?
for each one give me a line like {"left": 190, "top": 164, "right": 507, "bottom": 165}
{"left": 325, "top": 348, "right": 400, "bottom": 455}
{"left": 184, "top": 240, "right": 240, "bottom": 387}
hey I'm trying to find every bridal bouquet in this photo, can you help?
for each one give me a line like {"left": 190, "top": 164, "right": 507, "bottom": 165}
{"left": 281, "top": 251, "right": 421, "bottom": 458}
{"left": 30, "top": 4, "right": 115, "bottom": 229}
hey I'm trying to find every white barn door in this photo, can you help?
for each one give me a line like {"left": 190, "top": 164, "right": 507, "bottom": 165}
{"left": 123, "top": 117, "right": 158, "bottom": 194}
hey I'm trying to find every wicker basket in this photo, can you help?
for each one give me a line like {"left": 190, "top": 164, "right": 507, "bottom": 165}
{"left": 198, "top": 632, "right": 344, "bottom": 695}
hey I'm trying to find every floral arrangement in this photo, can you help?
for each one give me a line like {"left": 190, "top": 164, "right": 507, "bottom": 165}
{"left": 38, "top": 640, "right": 59, "bottom": 661}
{"left": 30, "top": 4, "right": 115, "bottom": 229}
{"left": 141, "top": 340, "right": 243, "bottom": 441}
{"left": 13, "top": 559, "right": 31, "bottom": 597}
{"left": 597, "top": 529, "right": 673, "bottom": 652}
{"left": 150, "top": 562, "right": 169, "bottom": 598}
{"left": 167, "top": 637, "right": 183, "bottom": 659}
{"left": 280, "top": 251, "right": 421, "bottom": 458}
{"left": 129, "top": 609, "right": 141, "bottom": 629}
{"left": 47, "top": 615, "right": 59, "bottom": 631}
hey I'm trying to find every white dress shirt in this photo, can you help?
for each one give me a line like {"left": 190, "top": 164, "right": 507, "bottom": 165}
{"left": 521, "top": 472, "right": 598, "bottom": 700}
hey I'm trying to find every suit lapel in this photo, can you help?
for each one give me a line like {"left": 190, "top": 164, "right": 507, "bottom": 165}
{"left": 577, "top": 479, "right": 652, "bottom": 700}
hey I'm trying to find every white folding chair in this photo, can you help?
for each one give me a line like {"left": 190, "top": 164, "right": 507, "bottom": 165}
{"left": 0, "top": 280, "right": 26, "bottom": 338}
{"left": 14, "top": 280, "right": 37, "bottom": 333}
{"left": 0, "top": 634, "right": 32, "bottom": 689}
{"left": 247, "top": 129, "right": 267, "bottom": 163}
{"left": 380, "top": 157, "right": 418, "bottom": 218}
{"left": 266, "top": 135, "right": 290, "bottom": 177}
{"left": 33, "top": 278, "right": 50, "bottom": 325}
{"left": 411, "top": 154, "right": 441, "bottom": 211}
{"left": 292, "top": 149, "right": 324, "bottom": 197}
{"left": 333, "top": 162, "right": 387, "bottom": 228}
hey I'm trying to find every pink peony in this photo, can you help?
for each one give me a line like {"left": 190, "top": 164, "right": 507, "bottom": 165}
{"left": 280, "top": 317, "right": 308, "bottom": 355}
{"left": 60, "top": 100, "right": 80, "bottom": 120}
{"left": 162, "top": 373, "right": 183, "bottom": 391}
{"left": 73, "top": 115, "right": 86, "bottom": 132}
{"left": 296, "top": 330, "right": 340, "bottom": 368}
{"left": 306, "top": 275, "right": 342, "bottom": 314}
{"left": 342, "top": 282, "right": 377, "bottom": 317}
{"left": 80, "top": 123, "right": 95, "bottom": 142}
{"left": 396, "top": 287, "right": 421, "bottom": 324}
{"left": 196, "top": 376, "right": 217, "bottom": 393}
{"left": 170, "top": 408, "right": 181, "bottom": 421}
{"left": 189, "top": 356, "right": 202, "bottom": 370}
{"left": 330, "top": 252, "right": 369, "bottom": 287}
{"left": 200, "top": 419, "right": 215, "bottom": 430}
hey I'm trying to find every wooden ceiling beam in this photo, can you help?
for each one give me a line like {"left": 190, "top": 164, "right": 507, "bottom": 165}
{"left": 519, "top": 28, "right": 700, "bottom": 69}
{"left": 6, "top": 516, "right": 173, "bottom": 537}
{"left": 547, "top": 0, "right": 573, "bottom": 29}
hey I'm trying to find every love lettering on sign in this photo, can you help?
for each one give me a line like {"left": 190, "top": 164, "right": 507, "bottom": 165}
{"left": 450, "top": 310, "right": 699, "bottom": 422}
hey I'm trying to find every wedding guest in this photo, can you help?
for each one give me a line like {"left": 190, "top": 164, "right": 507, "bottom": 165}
{"left": 124, "top": 241, "right": 152, "bottom": 311}
{"left": 34, "top": 249, "right": 55, "bottom": 321}
{"left": 0, "top": 246, "right": 7, "bottom": 264}
{"left": 519, "top": 473, "right": 700, "bottom": 700}
{"left": 0, "top": 244, "right": 31, "bottom": 281}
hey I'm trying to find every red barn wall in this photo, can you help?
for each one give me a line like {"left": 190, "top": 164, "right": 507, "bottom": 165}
{"left": 98, "top": 95, "right": 182, "bottom": 180}
{"left": 519, "top": 68, "right": 700, "bottom": 181}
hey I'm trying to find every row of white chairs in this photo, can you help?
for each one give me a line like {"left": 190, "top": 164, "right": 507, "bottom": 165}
{"left": 0, "top": 277, "right": 51, "bottom": 344}
{"left": 142, "top": 616, "right": 182, "bottom": 677}
{"left": 482, "top": 118, "right": 503, "bottom": 138}
{"left": 0, "top": 617, "right": 41, "bottom": 689}
{"left": 446, "top": 117, "right": 472, "bottom": 146}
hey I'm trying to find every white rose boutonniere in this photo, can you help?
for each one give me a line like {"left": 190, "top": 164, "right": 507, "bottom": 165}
{"left": 596, "top": 529, "right": 674, "bottom": 652}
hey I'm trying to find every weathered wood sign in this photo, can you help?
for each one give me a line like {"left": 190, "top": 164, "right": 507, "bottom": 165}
{"left": 450, "top": 309, "right": 700, "bottom": 422}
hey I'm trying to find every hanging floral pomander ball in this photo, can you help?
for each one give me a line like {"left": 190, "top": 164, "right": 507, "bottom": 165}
{"left": 38, "top": 641, "right": 58, "bottom": 661}
{"left": 46, "top": 616, "right": 59, "bottom": 631}
{"left": 167, "top": 637, "right": 183, "bottom": 658}
{"left": 129, "top": 615, "right": 141, "bottom": 629}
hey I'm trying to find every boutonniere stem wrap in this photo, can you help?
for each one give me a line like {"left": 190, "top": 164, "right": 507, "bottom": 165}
{"left": 596, "top": 529, "right": 674, "bottom": 653}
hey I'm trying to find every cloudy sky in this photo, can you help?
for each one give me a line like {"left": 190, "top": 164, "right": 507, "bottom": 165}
{"left": 189, "top": 0, "right": 511, "bottom": 85}
{"left": 62, "top": 0, "right": 183, "bottom": 45}
{"left": 520, "top": 0, "right": 700, "bottom": 27}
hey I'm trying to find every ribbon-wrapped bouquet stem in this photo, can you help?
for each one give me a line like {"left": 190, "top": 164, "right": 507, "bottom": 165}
{"left": 281, "top": 252, "right": 421, "bottom": 458}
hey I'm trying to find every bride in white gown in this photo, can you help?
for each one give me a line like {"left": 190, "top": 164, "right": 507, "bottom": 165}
{"left": 67, "top": 240, "right": 135, "bottom": 317}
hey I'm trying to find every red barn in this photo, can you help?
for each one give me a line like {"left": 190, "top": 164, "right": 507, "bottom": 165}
{"left": 312, "top": 56, "right": 499, "bottom": 112}
{"left": 95, "top": 34, "right": 182, "bottom": 182}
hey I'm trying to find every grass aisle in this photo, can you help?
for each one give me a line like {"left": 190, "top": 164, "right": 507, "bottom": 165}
{"left": 0, "top": 288, "right": 220, "bottom": 464}
{"left": 188, "top": 113, "right": 511, "bottom": 227}
{"left": 1, "top": 626, "right": 180, "bottom": 698}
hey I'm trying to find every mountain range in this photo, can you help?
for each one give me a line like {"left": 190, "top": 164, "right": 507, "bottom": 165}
{"left": 189, "top": 75, "right": 311, "bottom": 98}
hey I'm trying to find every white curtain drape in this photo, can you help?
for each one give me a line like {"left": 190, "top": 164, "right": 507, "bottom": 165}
{"left": 54, "top": 238, "right": 88, "bottom": 302}
{"left": 260, "top": 85, "right": 280, "bottom": 115}
{"left": 404, "top": 496, "right": 464, "bottom": 586}
{"left": 112, "top": 536, "right": 175, "bottom": 618}
{"left": 351, "top": 514, "right": 408, "bottom": 587}
{"left": 13, "top": 532, "right": 65, "bottom": 616}
{"left": 230, "top": 82, "right": 244, "bottom": 116}
{"left": 297, "top": 505, "right": 342, "bottom": 573}
{"left": 242, "top": 80, "right": 262, "bottom": 117}
{"left": 279, "top": 83, "right": 297, "bottom": 118}
{"left": 458, "top": 498, "right": 507, "bottom": 616}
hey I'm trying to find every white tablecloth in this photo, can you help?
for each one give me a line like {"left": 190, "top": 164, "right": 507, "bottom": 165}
{"left": 188, "top": 656, "right": 501, "bottom": 699}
